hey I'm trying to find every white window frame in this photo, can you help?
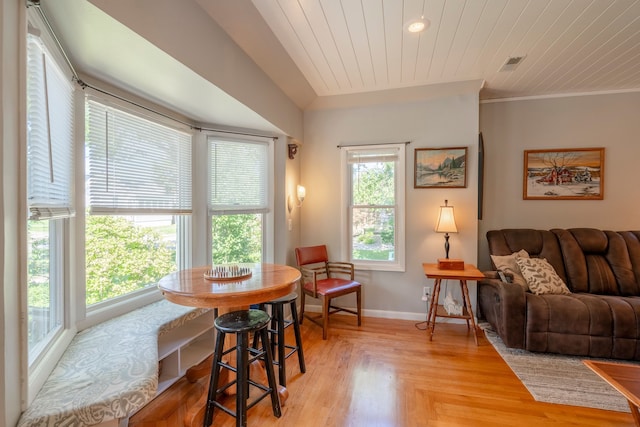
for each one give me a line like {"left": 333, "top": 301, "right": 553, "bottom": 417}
{"left": 341, "top": 143, "right": 406, "bottom": 272}
{"left": 206, "top": 133, "right": 274, "bottom": 264}
{"left": 24, "top": 11, "right": 77, "bottom": 406}
{"left": 80, "top": 91, "right": 194, "bottom": 326}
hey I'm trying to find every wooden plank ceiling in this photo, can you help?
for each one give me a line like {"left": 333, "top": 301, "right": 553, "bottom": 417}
{"left": 246, "top": 0, "right": 640, "bottom": 100}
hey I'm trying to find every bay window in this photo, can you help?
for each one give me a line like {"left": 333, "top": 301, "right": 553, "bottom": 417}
{"left": 26, "top": 32, "right": 75, "bottom": 365}
{"left": 85, "top": 98, "right": 192, "bottom": 306}
{"left": 208, "top": 135, "right": 272, "bottom": 264}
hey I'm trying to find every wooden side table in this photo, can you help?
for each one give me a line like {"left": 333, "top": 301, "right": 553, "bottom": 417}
{"left": 422, "top": 263, "right": 485, "bottom": 345}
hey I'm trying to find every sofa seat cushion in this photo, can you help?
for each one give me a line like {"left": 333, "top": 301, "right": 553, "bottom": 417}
{"left": 525, "top": 293, "right": 640, "bottom": 359}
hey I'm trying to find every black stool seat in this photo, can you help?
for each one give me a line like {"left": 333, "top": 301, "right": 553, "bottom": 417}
{"left": 205, "top": 309, "right": 280, "bottom": 427}
{"left": 261, "top": 292, "right": 306, "bottom": 387}
{"left": 215, "top": 309, "right": 270, "bottom": 334}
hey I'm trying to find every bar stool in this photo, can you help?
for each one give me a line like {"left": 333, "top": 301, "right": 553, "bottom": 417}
{"left": 261, "top": 292, "right": 306, "bottom": 386}
{"left": 205, "top": 309, "right": 281, "bottom": 427}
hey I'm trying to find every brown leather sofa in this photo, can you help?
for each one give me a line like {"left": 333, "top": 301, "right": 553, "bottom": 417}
{"left": 478, "top": 228, "right": 640, "bottom": 360}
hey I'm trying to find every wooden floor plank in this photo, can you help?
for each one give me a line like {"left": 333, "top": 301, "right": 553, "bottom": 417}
{"left": 129, "top": 316, "right": 634, "bottom": 426}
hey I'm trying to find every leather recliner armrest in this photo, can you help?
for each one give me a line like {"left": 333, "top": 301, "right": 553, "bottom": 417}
{"left": 478, "top": 277, "right": 527, "bottom": 349}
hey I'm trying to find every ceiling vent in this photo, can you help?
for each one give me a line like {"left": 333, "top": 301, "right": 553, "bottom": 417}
{"left": 500, "top": 55, "right": 526, "bottom": 72}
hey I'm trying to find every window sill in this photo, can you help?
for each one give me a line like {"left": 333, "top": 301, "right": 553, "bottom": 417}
{"left": 352, "top": 261, "right": 405, "bottom": 272}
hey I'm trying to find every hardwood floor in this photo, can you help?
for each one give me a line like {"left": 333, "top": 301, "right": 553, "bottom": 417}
{"left": 129, "top": 315, "right": 634, "bottom": 427}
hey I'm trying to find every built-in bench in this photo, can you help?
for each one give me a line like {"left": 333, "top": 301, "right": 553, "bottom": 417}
{"left": 17, "top": 299, "right": 212, "bottom": 427}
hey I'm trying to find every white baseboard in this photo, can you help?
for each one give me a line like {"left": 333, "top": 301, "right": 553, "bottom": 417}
{"left": 302, "top": 304, "right": 470, "bottom": 324}
{"left": 303, "top": 304, "right": 429, "bottom": 322}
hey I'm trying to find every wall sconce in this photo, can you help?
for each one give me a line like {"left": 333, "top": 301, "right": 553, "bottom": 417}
{"left": 296, "top": 185, "right": 306, "bottom": 206}
{"left": 287, "top": 185, "right": 306, "bottom": 215}
{"left": 435, "top": 199, "right": 463, "bottom": 270}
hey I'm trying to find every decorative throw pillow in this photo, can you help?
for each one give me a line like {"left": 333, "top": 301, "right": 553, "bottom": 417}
{"left": 490, "top": 249, "right": 530, "bottom": 291}
{"left": 515, "top": 257, "right": 571, "bottom": 295}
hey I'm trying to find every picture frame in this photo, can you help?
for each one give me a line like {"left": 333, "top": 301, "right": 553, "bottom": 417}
{"left": 523, "top": 148, "right": 604, "bottom": 200}
{"left": 414, "top": 147, "right": 467, "bottom": 188}
{"left": 478, "top": 133, "right": 484, "bottom": 219}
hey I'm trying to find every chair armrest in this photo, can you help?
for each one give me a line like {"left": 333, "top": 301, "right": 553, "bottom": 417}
{"left": 326, "top": 261, "right": 355, "bottom": 279}
{"left": 300, "top": 266, "right": 320, "bottom": 298}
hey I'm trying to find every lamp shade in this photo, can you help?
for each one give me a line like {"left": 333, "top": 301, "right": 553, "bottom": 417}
{"left": 435, "top": 201, "right": 457, "bottom": 233}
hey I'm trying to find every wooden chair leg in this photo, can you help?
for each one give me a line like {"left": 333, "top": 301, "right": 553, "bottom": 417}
{"left": 356, "top": 288, "right": 362, "bottom": 326}
{"left": 299, "top": 292, "right": 306, "bottom": 324}
{"left": 322, "top": 297, "right": 330, "bottom": 340}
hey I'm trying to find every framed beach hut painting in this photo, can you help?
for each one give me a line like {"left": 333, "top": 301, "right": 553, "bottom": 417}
{"left": 523, "top": 148, "right": 604, "bottom": 200}
{"left": 414, "top": 147, "right": 467, "bottom": 188}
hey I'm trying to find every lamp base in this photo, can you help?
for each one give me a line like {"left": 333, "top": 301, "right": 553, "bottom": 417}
{"left": 437, "top": 258, "right": 465, "bottom": 270}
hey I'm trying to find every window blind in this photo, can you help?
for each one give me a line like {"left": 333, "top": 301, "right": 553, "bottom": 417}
{"left": 26, "top": 34, "right": 75, "bottom": 220}
{"left": 208, "top": 137, "right": 268, "bottom": 214}
{"left": 86, "top": 98, "right": 192, "bottom": 214}
{"left": 346, "top": 147, "right": 399, "bottom": 164}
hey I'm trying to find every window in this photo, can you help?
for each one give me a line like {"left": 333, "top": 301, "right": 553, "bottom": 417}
{"left": 84, "top": 214, "right": 179, "bottom": 305}
{"left": 85, "top": 98, "right": 192, "bottom": 306}
{"left": 342, "top": 144, "right": 405, "bottom": 271}
{"left": 208, "top": 135, "right": 272, "bottom": 264}
{"left": 26, "top": 32, "right": 75, "bottom": 364}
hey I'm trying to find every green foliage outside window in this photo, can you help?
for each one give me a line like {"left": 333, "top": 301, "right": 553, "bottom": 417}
{"left": 85, "top": 216, "right": 174, "bottom": 305}
{"left": 27, "top": 220, "right": 50, "bottom": 308}
{"left": 352, "top": 161, "right": 396, "bottom": 261}
{"left": 212, "top": 214, "right": 262, "bottom": 264}
{"left": 352, "top": 162, "right": 395, "bottom": 205}
{"left": 29, "top": 214, "right": 261, "bottom": 307}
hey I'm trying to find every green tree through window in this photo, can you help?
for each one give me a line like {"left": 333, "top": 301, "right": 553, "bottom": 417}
{"left": 85, "top": 216, "right": 175, "bottom": 305}
{"left": 212, "top": 214, "right": 262, "bottom": 264}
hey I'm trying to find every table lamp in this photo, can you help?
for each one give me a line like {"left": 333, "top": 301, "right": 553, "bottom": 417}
{"left": 435, "top": 199, "right": 464, "bottom": 270}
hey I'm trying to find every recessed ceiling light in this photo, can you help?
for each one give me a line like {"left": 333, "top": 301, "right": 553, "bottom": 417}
{"left": 407, "top": 17, "right": 429, "bottom": 33}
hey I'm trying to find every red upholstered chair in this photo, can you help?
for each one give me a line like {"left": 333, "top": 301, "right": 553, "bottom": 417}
{"left": 294, "top": 245, "right": 362, "bottom": 340}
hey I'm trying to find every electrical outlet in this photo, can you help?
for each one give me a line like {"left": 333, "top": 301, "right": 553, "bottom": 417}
{"left": 422, "top": 286, "right": 431, "bottom": 301}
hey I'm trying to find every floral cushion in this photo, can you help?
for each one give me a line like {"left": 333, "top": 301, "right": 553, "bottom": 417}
{"left": 17, "top": 300, "right": 210, "bottom": 427}
{"left": 515, "top": 257, "right": 571, "bottom": 295}
{"left": 490, "top": 249, "right": 530, "bottom": 291}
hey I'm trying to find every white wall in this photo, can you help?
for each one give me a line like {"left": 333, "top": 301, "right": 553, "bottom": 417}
{"left": 1, "top": 1, "right": 23, "bottom": 425}
{"left": 478, "top": 91, "right": 640, "bottom": 270}
{"left": 282, "top": 137, "right": 302, "bottom": 267}
{"left": 302, "top": 92, "right": 479, "bottom": 319}
{"left": 88, "top": 0, "right": 304, "bottom": 141}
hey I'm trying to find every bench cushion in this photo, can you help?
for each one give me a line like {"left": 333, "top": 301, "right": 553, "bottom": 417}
{"left": 18, "top": 300, "right": 209, "bottom": 427}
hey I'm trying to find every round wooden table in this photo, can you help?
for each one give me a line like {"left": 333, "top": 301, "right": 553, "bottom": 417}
{"left": 158, "top": 263, "right": 301, "bottom": 427}
{"left": 159, "top": 264, "right": 301, "bottom": 310}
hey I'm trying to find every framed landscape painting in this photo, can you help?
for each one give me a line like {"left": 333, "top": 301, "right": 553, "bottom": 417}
{"left": 414, "top": 147, "right": 467, "bottom": 188}
{"left": 523, "top": 148, "right": 604, "bottom": 200}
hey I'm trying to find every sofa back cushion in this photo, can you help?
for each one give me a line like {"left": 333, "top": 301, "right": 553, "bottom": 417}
{"left": 486, "top": 229, "right": 567, "bottom": 284}
{"left": 552, "top": 228, "right": 638, "bottom": 295}
{"left": 620, "top": 231, "right": 640, "bottom": 290}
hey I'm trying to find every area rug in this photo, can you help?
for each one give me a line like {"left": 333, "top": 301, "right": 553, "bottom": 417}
{"left": 482, "top": 325, "right": 640, "bottom": 413}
